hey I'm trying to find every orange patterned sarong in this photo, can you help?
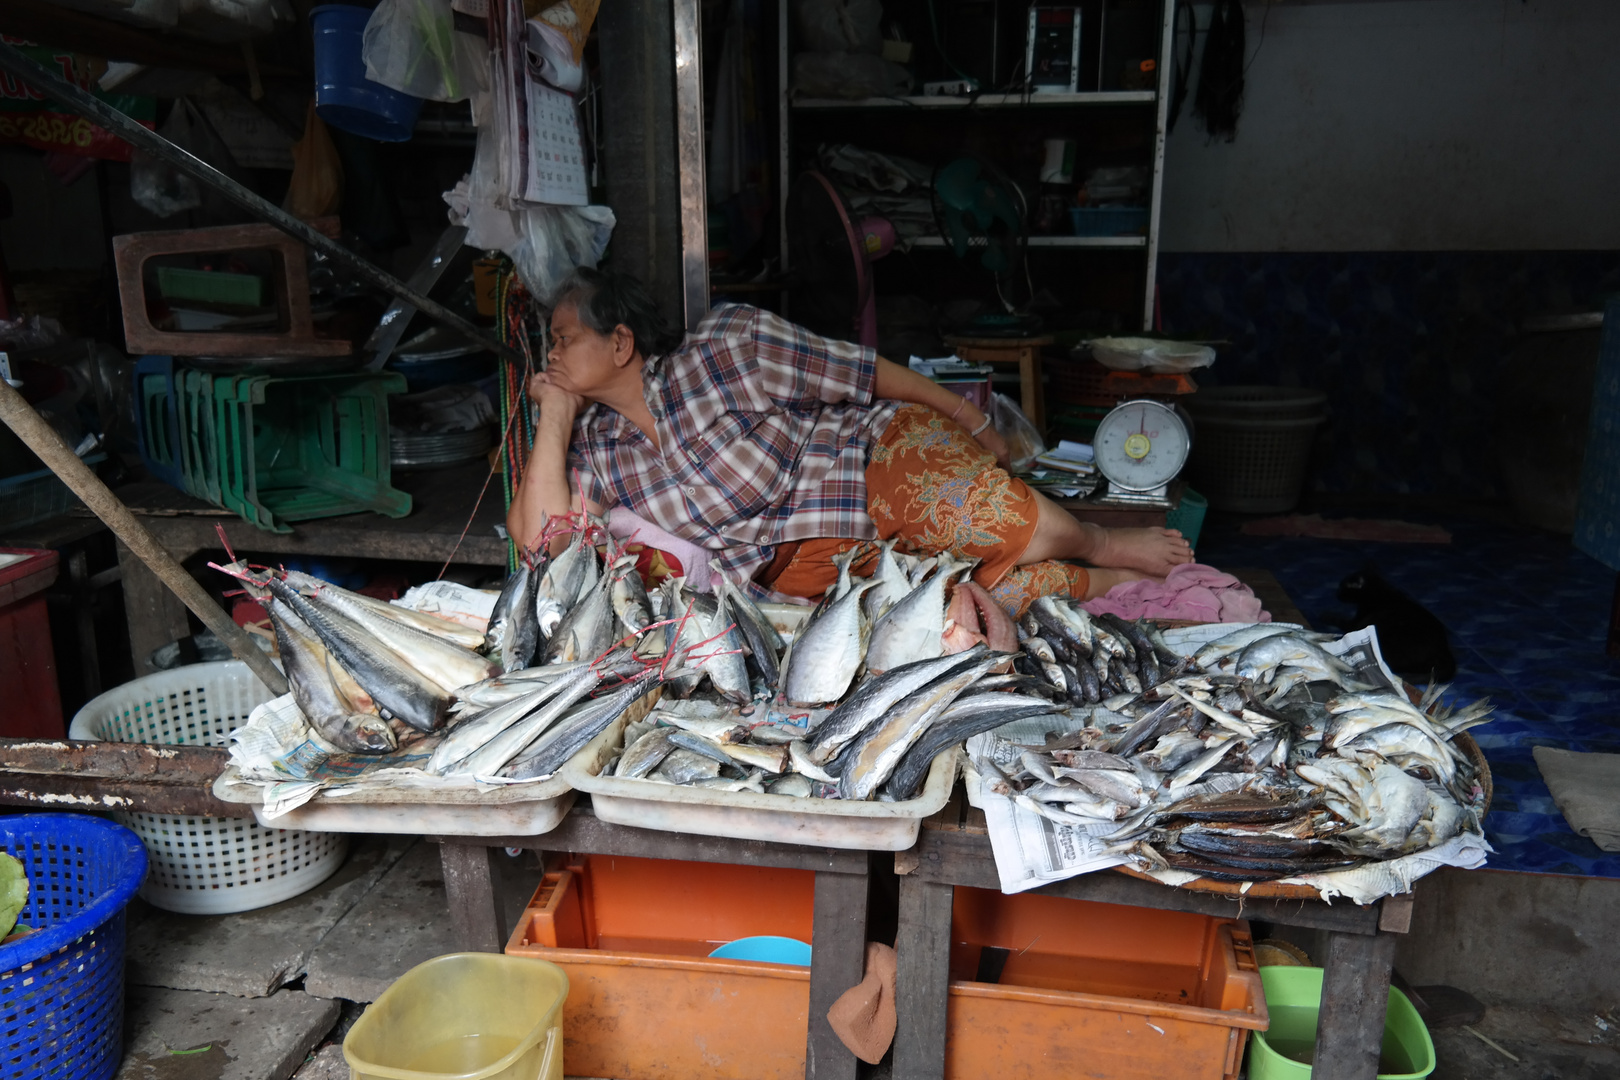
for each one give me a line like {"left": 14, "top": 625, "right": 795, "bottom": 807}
{"left": 761, "top": 404, "right": 1090, "bottom": 615}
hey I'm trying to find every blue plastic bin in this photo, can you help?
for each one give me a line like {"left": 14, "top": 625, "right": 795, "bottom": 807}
{"left": 311, "top": 4, "right": 424, "bottom": 142}
{"left": 0, "top": 814, "right": 147, "bottom": 1080}
{"left": 1070, "top": 206, "right": 1150, "bottom": 237}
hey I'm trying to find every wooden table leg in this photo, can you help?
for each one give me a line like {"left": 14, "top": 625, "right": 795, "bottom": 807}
{"left": 66, "top": 549, "right": 103, "bottom": 699}
{"left": 893, "top": 876, "right": 954, "bottom": 1080}
{"left": 807, "top": 868, "right": 868, "bottom": 1080}
{"left": 438, "top": 841, "right": 505, "bottom": 953}
{"left": 1019, "top": 347, "right": 1044, "bottom": 432}
{"left": 117, "top": 539, "right": 191, "bottom": 673}
{"left": 1312, "top": 930, "right": 1398, "bottom": 1080}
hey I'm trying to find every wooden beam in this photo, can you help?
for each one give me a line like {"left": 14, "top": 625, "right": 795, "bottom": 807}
{"left": 907, "top": 826, "right": 1383, "bottom": 935}
{"left": 807, "top": 870, "right": 867, "bottom": 1080}
{"left": 438, "top": 842, "right": 506, "bottom": 953}
{"left": 430, "top": 808, "right": 871, "bottom": 875}
{"left": 893, "top": 876, "right": 954, "bottom": 1080}
{"left": 1314, "top": 930, "right": 1399, "bottom": 1080}
{"left": 0, "top": 738, "right": 250, "bottom": 818}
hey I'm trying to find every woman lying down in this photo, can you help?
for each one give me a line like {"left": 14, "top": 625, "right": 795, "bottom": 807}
{"left": 505, "top": 268, "right": 1192, "bottom": 626}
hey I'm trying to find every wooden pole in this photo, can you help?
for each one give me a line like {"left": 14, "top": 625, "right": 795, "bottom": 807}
{"left": 0, "top": 378, "right": 289, "bottom": 696}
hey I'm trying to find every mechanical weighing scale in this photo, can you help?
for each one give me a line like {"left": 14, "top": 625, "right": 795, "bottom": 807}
{"left": 1088, "top": 398, "right": 1191, "bottom": 509}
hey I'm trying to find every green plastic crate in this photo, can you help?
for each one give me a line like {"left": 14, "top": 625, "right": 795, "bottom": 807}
{"left": 210, "top": 371, "right": 410, "bottom": 533}
{"left": 1167, "top": 487, "right": 1208, "bottom": 550}
{"left": 136, "top": 359, "right": 410, "bottom": 533}
{"left": 155, "top": 266, "right": 264, "bottom": 308}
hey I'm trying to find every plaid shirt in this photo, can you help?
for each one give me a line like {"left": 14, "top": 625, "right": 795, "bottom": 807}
{"left": 567, "top": 304, "right": 898, "bottom": 585}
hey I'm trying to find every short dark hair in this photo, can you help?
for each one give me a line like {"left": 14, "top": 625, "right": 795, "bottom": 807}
{"left": 553, "top": 267, "right": 679, "bottom": 358}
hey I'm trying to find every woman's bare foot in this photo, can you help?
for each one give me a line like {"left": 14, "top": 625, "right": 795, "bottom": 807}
{"left": 1082, "top": 567, "right": 1159, "bottom": 600}
{"left": 1085, "top": 525, "right": 1194, "bottom": 577}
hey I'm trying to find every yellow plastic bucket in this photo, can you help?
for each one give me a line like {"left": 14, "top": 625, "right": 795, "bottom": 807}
{"left": 344, "top": 953, "right": 568, "bottom": 1080}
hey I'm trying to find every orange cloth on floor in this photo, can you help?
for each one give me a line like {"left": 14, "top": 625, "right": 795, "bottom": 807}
{"left": 762, "top": 404, "right": 1089, "bottom": 613}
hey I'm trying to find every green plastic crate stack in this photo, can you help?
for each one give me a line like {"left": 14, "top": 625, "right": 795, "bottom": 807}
{"left": 207, "top": 371, "right": 411, "bottom": 533}
{"left": 135, "top": 359, "right": 412, "bottom": 533}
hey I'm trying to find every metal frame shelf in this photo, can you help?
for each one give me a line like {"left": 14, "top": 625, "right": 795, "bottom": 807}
{"left": 791, "top": 89, "right": 1156, "bottom": 109}
{"left": 777, "top": 0, "right": 1177, "bottom": 333}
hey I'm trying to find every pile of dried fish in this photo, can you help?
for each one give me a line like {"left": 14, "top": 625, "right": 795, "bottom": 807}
{"left": 597, "top": 539, "right": 1051, "bottom": 801}
{"left": 225, "top": 516, "right": 667, "bottom": 781}
{"left": 974, "top": 616, "right": 1494, "bottom": 881}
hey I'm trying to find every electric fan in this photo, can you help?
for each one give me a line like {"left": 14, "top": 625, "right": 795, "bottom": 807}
{"left": 931, "top": 156, "right": 1044, "bottom": 336}
{"left": 785, "top": 171, "right": 895, "bottom": 347}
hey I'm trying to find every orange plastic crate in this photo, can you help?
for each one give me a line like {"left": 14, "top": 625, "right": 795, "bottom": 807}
{"left": 945, "top": 888, "right": 1268, "bottom": 1080}
{"left": 506, "top": 855, "right": 815, "bottom": 1080}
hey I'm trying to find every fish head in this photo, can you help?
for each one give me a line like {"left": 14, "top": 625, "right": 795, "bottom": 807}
{"left": 355, "top": 717, "right": 399, "bottom": 753}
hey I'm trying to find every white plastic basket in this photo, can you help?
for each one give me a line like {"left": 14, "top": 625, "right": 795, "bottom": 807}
{"left": 69, "top": 660, "right": 349, "bottom": 915}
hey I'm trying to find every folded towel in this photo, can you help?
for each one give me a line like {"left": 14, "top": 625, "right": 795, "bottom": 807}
{"left": 1081, "top": 562, "right": 1270, "bottom": 624}
{"left": 1533, "top": 747, "right": 1620, "bottom": 852}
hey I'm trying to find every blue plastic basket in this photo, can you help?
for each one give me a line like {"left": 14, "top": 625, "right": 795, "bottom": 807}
{"left": 311, "top": 4, "right": 424, "bottom": 142}
{"left": 0, "top": 814, "right": 147, "bottom": 1080}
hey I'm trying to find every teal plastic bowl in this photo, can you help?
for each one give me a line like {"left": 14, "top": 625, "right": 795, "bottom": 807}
{"left": 708, "top": 936, "right": 812, "bottom": 966}
{"left": 1250, "top": 966, "right": 1435, "bottom": 1080}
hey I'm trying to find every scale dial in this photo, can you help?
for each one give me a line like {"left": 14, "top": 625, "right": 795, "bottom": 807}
{"left": 1093, "top": 399, "right": 1191, "bottom": 493}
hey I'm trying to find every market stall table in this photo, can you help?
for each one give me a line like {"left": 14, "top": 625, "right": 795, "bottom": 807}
{"left": 889, "top": 807, "right": 1413, "bottom": 1080}
{"left": 96, "top": 463, "right": 508, "bottom": 669}
{"left": 428, "top": 803, "right": 871, "bottom": 1080}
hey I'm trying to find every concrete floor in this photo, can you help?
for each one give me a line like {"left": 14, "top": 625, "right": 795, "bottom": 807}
{"left": 119, "top": 835, "right": 1620, "bottom": 1080}
{"left": 120, "top": 837, "right": 541, "bottom": 1080}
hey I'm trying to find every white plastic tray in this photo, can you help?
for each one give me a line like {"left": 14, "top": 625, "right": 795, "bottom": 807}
{"left": 561, "top": 722, "right": 959, "bottom": 851}
{"left": 211, "top": 690, "right": 661, "bottom": 837}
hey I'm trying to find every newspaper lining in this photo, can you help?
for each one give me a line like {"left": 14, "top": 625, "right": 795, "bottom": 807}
{"left": 967, "top": 622, "right": 1493, "bottom": 902}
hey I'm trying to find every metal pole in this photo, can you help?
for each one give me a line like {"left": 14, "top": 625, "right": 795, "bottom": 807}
{"left": 0, "top": 41, "right": 523, "bottom": 365}
{"left": 672, "top": 0, "right": 709, "bottom": 328}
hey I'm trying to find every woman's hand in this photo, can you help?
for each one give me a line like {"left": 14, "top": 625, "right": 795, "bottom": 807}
{"left": 528, "top": 371, "right": 585, "bottom": 426}
{"left": 976, "top": 424, "right": 1012, "bottom": 470}
{"left": 963, "top": 404, "right": 1012, "bottom": 469}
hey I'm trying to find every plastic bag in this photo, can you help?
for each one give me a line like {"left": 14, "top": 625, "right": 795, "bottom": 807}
{"left": 989, "top": 392, "right": 1046, "bottom": 471}
{"left": 793, "top": 0, "right": 882, "bottom": 54}
{"left": 283, "top": 101, "right": 344, "bottom": 220}
{"left": 363, "top": 0, "right": 490, "bottom": 103}
{"left": 129, "top": 104, "right": 203, "bottom": 217}
{"left": 510, "top": 204, "right": 616, "bottom": 304}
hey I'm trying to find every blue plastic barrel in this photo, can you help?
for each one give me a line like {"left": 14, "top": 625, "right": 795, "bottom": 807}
{"left": 311, "top": 4, "right": 424, "bottom": 142}
{"left": 0, "top": 814, "right": 147, "bottom": 1080}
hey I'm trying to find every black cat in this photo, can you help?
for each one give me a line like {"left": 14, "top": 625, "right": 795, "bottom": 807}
{"left": 1337, "top": 567, "right": 1457, "bottom": 682}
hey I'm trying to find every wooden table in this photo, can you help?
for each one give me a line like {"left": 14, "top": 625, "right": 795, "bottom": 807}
{"left": 429, "top": 806, "right": 870, "bottom": 1080}
{"left": 890, "top": 803, "right": 1411, "bottom": 1080}
{"left": 88, "top": 464, "right": 508, "bottom": 670}
{"left": 944, "top": 334, "right": 1053, "bottom": 431}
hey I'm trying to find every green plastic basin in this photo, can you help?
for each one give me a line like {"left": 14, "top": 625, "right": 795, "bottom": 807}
{"left": 1249, "top": 966, "right": 1435, "bottom": 1080}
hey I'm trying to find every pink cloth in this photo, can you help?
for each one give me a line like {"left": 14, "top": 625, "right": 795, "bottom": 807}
{"left": 607, "top": 506, "right": 715, "bottom": 593}
{"left": 1081, "top": 563, "right": 1270, "bottom": 624}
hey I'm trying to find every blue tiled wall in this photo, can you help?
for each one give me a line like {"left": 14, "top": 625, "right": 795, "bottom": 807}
{"left": 1156, "top": 252, "right": 1620, "bottom": 496}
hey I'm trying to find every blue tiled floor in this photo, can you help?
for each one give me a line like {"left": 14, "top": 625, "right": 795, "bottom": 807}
{"left": 1195, "top": 508, "right": 1620, "bottom": 879}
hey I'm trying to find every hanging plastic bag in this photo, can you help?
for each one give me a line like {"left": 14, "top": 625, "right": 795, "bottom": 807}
{"left": 510, "top": 204, "right": 616, "bottom": 305}
{"left": 989, "top": 392, "right": 1046, "bottom": 471}
{"left": 283, "top": 101, "right": 345, "bottom": 220}
{"left": 363, "top": 0, "right": 490, "bottom": 103}
{"left": 129, "top": 102, "right": 205, "bottom": 217}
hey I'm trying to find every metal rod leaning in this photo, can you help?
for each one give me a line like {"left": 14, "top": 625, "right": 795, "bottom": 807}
{"left": 0, "top": 378, "right": 290, "bottom": 696}
{"left": 0, "top": 40, "right": 522, "bottom": 365}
